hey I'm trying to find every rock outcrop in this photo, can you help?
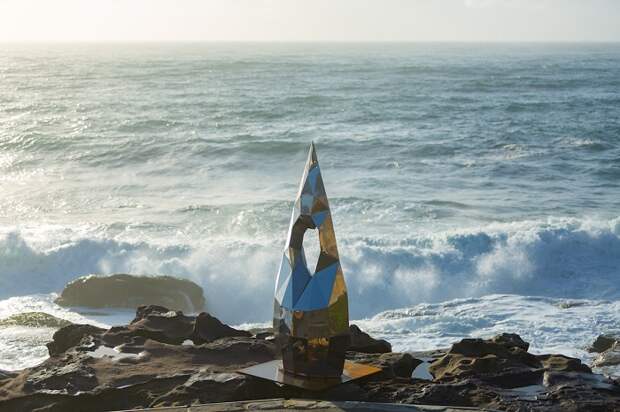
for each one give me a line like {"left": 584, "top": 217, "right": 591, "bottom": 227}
{"left": 1, "top": 308, "right": 618, "bottom": 412}
{"left": 102, "top": 305, "right": 251, "bottom": 347}
{"left": 46, "top": 323, "right": 107, "bottom": 356}
{"left": 349, "top": 324, "right": 392, "bottom": 353}
{"left": 593, "top": 342, "right": 620, "bottom": 368}
{"left": 54, "top": 274, "right": 206, "bottom": 313}
{"left": 0, "top": 370, "right": 16, "bottom": 382}
{"left": 0, "top": 312, "right": 73, "bottom": 328}
{"left": 589, "top": 335, "right": 620, "bottom": 353}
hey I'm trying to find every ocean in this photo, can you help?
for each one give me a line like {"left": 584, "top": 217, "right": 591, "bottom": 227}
{"left": 1, "top": 43, "right": 619, "bottom": 373}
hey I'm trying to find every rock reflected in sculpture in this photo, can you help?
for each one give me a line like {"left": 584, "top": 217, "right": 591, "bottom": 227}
{"left": 273, "top": 142, "right": 349, "bottom": 378}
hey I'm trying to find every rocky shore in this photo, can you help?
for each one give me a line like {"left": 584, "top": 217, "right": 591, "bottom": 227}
{"left": 1, "top": 305, "right": 619, "bottom": 412}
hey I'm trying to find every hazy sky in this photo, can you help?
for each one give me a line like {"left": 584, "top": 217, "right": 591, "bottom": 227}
{"left": 1, "top": 0, "right": 619, "bottom": 42}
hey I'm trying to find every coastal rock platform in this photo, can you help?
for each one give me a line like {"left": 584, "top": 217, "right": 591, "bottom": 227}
{"left": 116, "top": 398, "right": 494, "bottom": 411}
{"left": 1, "top": 305, "right": 619, "bottom": 412}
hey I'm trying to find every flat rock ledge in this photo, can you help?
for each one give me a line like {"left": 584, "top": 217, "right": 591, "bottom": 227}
{"left": 117, "top": 398, "right": 493, "bottom": 411}
{"left": 1, "top": 305, "right": 619, "bottom": 412}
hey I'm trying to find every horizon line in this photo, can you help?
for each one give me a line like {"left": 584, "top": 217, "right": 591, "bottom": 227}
{"left": 2, "top": 40, "right": 620, "bottom": 45}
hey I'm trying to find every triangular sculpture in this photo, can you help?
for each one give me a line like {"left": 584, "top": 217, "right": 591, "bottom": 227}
{"left": 273, "top": 142, "right": 349, "bottom": 378}
{"left": 238, "top": 143, "right": 380, "bottom": 390}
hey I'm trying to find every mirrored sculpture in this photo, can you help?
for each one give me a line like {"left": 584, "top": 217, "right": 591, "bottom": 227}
{"left": 273, "top": 142, "right": 349, "bottom": 378}
{"left": 239, "top": 143, "right": 380, "bottom": 390}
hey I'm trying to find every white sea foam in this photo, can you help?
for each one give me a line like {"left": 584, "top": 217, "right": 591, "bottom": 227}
{"left": 1, "top": 217, "right": 618, "bottom": 325}
{"left": 356, "top": 294, "right": 620, "bottom": 377}
{"left": 0, "top": 294, "right": 121, "bottom": 371}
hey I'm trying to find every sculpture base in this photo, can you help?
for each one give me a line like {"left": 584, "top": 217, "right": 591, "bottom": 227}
{"left": 238, "top": 359, "right": 381, "bottom": 391}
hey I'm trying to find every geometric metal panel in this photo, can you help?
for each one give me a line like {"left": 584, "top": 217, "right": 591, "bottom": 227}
{"left": 273, "top": 143, "right": 350, "bottom": 378}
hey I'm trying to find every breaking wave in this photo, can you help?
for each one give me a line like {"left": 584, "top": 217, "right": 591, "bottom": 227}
{"left": 1, "top": 217, "right": 618, "bottom": 324}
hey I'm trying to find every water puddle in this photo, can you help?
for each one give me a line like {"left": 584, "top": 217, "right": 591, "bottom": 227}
{"left": 412, "top": 357, "right": 433, "bottom": 380}
{"left": 88, "top": 345, "right": 145, "bottom": 361}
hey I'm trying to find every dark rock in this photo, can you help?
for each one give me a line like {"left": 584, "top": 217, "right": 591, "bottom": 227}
{"left": 0, "top": 312, "right": 72, "bottom": 328}
{"left": 543, "top": 370, "right": 614, "bottom": 389}
{"left": 47, "top": 324, "right": 106, "bottom": 357}
{"left": 429, "top": 336, "right": 541, "bottom": 382}
{"left": 0, "top": 370, "right": 16, "bottom": 382}
{"left": 193, "top": 312, "right": 251, "bottom": 343}
{"left": 319, "top": 382, "right": 369, "bottom": 402}
{"left": 557, "top": 300, "right": 589, "bottom": 309}
{"left": 403, "top": 381, "right": 479, "bottom": 406}
{"left": 55, "top": 274, "right": 205, "bottom": 313}
{"left": 104, "top": 307, "right": 196, "bottom": 346}
{"left": 102, "top": 305, "right": 251, "bottom": 347}
{"left": 490, "top": 332, "right": 529, "bottom": 351}
{"left": 389, "top": 353, "right": 420, "bottom": 378}
{"left": 347, "top": 352, "right": 422, "bottom": 379}
{"left": 249, "top": 327, "right": 274, "bottom": 340}
{"left": 538, "top": 354, "right": 592, "bottom": 373}
{"left": 254, "top": 331, "right": 274, "bottom": 340}
{"left": 593, "top": 342, "right": 620, "bottom": 367}
{"left": 132, "top": 304, "right": 173, "bottom": 323}
{"left": 24, "top": 361, "right": 98, "bottom": 394}
{"left": 149, "top": 372, "right": 282, "bottom": 407}
{"left": 349, "top": 324, "right": 391, "bottom": 353}
{"left": 543, "top": 371, "right": 620, "bottom": 411}
{"left": 589, "top": 335, "right": 620, "bottom": 353}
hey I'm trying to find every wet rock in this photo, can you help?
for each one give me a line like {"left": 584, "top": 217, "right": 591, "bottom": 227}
{"left": 0, "top": 312, "right": 72, "bottom": 329}
{"left": 349, "top": 324, "right": 391, "bottom": 353}
{"left": 55, "top": 274, "right": 205, "bottom": 313}
{"left": 593, "top": 342, "right": 620, "bottom": 367}
{"left": 47, "top": 324, "right": 106, "bottom": 357}
{"left": 589, "top": 335, "right": 620, "bottom": 353}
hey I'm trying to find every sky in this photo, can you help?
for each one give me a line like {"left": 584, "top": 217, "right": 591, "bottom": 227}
{"left": 0, "top": 0, "right": 619, "bottom": 43}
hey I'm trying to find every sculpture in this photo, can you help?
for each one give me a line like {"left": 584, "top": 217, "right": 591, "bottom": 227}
{"left": 273, "top": 142, "right": 349, "bottom": 378}
{"left": 239, "top": 143, "right": 380, "bottom": 390}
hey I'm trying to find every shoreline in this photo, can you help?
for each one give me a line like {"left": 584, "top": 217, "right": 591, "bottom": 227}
{"left": 1, "top": 304, "right": 619, "bottom": 411}
{"left": 2, "top": 291, "right": 620, "bottom": 379}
